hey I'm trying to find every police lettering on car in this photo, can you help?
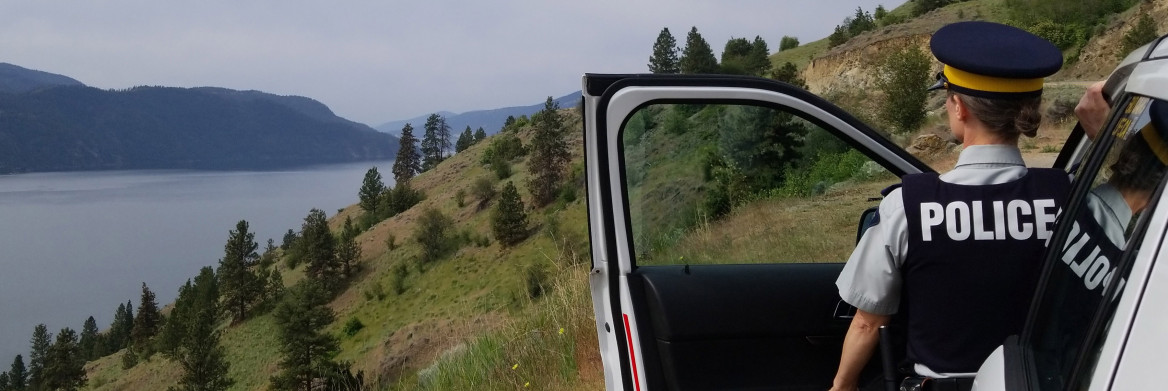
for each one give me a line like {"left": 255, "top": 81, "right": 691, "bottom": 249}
{"left": 829, "top": 21, "right": 1066, "bottom": 391}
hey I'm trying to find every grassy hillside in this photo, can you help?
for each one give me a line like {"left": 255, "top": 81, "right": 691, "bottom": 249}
{"left": 81, "top": 107, "right": 602, "bottom": 390}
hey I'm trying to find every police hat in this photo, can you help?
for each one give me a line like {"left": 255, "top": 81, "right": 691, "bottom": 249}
{"left": 927, "top": 21, "right": 1062, "bottom": 99}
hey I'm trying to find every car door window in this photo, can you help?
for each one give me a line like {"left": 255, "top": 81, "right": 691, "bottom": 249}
{"left": 621, "top": 102, "right": 898, "bottom": 266}
{"left": 1024, "top": 95, "right": 1168, "bottom": 390}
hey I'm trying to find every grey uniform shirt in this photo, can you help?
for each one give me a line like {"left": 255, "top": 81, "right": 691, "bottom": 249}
{"left": 835, "top": 145, "right": 1033, "bottom": 378}
{"left": 836, "top": 145, "right": 1030, "bottom": 316}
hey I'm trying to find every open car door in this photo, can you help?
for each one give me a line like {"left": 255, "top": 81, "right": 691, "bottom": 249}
{"left": 583, "top": 74, "right": 933, "bottom": 391}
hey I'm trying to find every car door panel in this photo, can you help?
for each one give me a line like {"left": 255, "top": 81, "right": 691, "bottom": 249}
{"left": 632, "top": 264, "right": 851, "bottom": 390}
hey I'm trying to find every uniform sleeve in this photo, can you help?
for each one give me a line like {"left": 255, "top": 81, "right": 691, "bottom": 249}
{"left": 836, "top": 188, "right": 909, "bottom": 316}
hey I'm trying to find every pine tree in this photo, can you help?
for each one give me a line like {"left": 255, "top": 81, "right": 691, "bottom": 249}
{"left": 170, "top": 307, "right": 233, "bottom": 391}
{"left": 299, "top": 209, "right": 339, "bottom": 288}
{"left": 130, "top": 282, "right": 161, "bottom": 357}
{"left": 79, "top": 317, "right": 99, "bottom": 361}
{"left": 106, "top": 301, "right": 134, "bottom": 354}
{"left": 0, "top": 372, "right": 9, "bottom": 391}
{"left": 502, "top": 116, "right": 516, "bottom": 132}
{"left": 27, "top": 325, "right": 51, "bottom": 390}
{"left": 414, "top": 208, "right": 454, "bottom": 263}
{"left": 420, "top": 114, "right": 451, "bottom": 170}
{"left": 159, "top": 279, "right": 195, "bottom": 357}
{"left": 8, "top": 355, "right": 26, "bottom": 391}
{"left": 270, "top": 283, "right": 338, "bottom": 391}
{"left": 748, "top": 36, "right": 772, "bottom": 76}
{"left": 44, "top": 328, "right": 85, "bottom": 391}
{"left": 648, "top": 27, "right": 680, "bottom": 74}
{"left": 719, "top": 37, "right": 754, "bottom": 75}
{"left": 771, "top": 62, "right": 807, "bottom": 89}
{"left": 527, "top": 97, "right": 570, "bottom": 207}
{"left": 219, "top": 220, "right": 262, "bottom": 322}
{"left": 357, "top": 167, "right": 385, "bottom": 213}
{"left": 336, "top": 216, "right": 361, "bottom": 278}
{"left": 281, "top": 229, "right": 298, "bottom": 251}
{"left": 392, "top": 123, "right": 422, "bottom": 184}
{"left": 474, "top": 127, "right": 487, "bottom": 142}
{"left": 491, "top": 182, "right": 529, "bottom": 246}
{"left": 455, "top": 126, "right": 474, "bottom": 153}
{"left": 679, "top": 27, "right": 718, "bottom": 74}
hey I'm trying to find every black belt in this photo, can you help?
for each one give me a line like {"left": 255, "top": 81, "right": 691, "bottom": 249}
{"left": 900, "top": 377, "right": 974, "bottom": 391}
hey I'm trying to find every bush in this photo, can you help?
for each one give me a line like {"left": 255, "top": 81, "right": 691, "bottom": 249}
{"left": 876, "top": 46, "right": 931, "bottom": 134}
{"left": 455, "top": 189, "right": 466, "bottom": 208}
{"left": 492, "top": 158, "right": 512, "bottom": 180}
{"left": 390, "top": 263, "right": 409, "bottom": 295}
{"left": 343, "top": 317, "right": 365, "bottom": 337}
{"left": 491, "top": 182, "right": 530, "bottom": 247}
{"left": 471, "top": 176, "right": 496, "bottom": 209}
{"left": 385, "top": 234, "right": 397, "bottom": 252}
{"left": 524, "top": 264, "right": 549, "bottom": 299}
{"left": 414, "top": 208, "right": 456, "bottom": 263}
{"left": 1026, "top": 20, "right": 1085, "bottom": 50}
{"left": 480, "top": 132, "right": 526, "bottom": 165}
{"left": 1122, "top": 13, "right": 1159, "bottom": 56}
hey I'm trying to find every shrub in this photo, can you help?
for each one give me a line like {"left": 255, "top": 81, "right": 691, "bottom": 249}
{"left": 1122, "top": 13, "right": 1159, "bottom": 56}
{"left": 876, "top": 46, "right": 931, "bottom": 134}
{"left": 385, "top": 234, "right": 397, "bottom": 252}
{"left": 342, "top": 317, "right": 365, "bottom": 337}
{"left": 524, "top": 264, "right": 549, "bottom": 299}
{"left": 390, "top": 263, "right": 409, "bottom": 295}
{"left": 492, "top": 158, "right": 512, "bottom": 180}
{"left": 414, "top": 208, "right": 455, "bottom": 263}
{"left": 471, "top": 176, "right": 496, "bottom": 209}
{"left": 455, "top": 189, "right": 466, "bottom": 208}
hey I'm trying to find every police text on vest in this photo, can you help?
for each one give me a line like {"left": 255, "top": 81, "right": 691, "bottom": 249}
{"left": 919, "top": 199, "right": 1058, "bottom": 241}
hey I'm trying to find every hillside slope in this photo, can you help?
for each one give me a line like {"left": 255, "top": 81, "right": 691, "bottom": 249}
{"left": 81, "top": 107, "right": 601, "bottom": 390}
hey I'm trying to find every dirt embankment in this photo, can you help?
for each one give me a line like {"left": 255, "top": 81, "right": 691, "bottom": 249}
{"left": 1063, "top": 0, "right": 1168, "bottom": 81}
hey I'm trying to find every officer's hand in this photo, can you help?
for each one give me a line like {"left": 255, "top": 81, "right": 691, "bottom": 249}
{"left": 1075, "top": 81, "right": 1109, "bottom": 140}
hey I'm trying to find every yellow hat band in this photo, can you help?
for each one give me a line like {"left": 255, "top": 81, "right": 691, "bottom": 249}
{"left": 943, "top": 65, "right": 1045, "bottom": 94}
{"left": 1140, "top": 123, "right": 1168, "bottom": 165}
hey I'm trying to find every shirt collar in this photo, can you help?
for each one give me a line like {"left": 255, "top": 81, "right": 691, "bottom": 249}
{"left": 954, "top": 145, "right": 1026, "bottom": 167}
{"left": 1093, "top": 183, "right": 1134, "bottom": 232}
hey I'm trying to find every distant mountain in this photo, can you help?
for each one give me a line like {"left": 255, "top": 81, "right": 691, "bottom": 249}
{"left": 376, "top": 91, "right": 581, "bottom": 137}
{"left": 0, "top": 62, "right": 85, "bottom": 93}
{"left": 0, "top": 83, "right": 398, "bottom": 173}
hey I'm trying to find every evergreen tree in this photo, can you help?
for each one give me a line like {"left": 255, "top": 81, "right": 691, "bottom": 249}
{"left": 79, "top": 317, "right": 99, "bottom": 361}
{"left": 779, "top": 35, "right": 799, "bottom": 51}
{"left": 281, "top": 229, "right": 298, "bottom": 251}
{"left": 299, "top": 209, "right": 339, "bottom": 288}
{"left": 491, "top": 182, "right": 529, "bottom": 246}
{"left": 474, "top": 127, "right": 487, "bottom": 142}
{"left": 218, "top": 220, "right": 262, "bottom": 322}
{"left": 8, "top": 355, "right": 26, "bottom": 391}
{"left": 270, "top": 283, "right": 339, "bottom": 391}
{"left": 159, "top": 279, "right": 195, "bottom": 357}
{"left": 437, "top": 116, "right": 453, "bottom": 159}
{"left": 719, "top": 37, "right": 754, "bottom": 75}
{"left": 170, "top": 307, "right": 233, "bottom": 391}
{"left": 336, "top": 216, "right": 361, "bottom": 278}
{"left": 357, "top": 167, "right": 385, "bottom": 214}
{"left": 828, "top": 24, "right": 849, "bottom": 48}
{"left": 27, "top": 325, "right": 51, "bottom": 390}
{"left": 847, "top": 7, "right": 876, "bottom": 37}
{"left": 876, "top": 45, "right": 931, "bottom": 133}
{"left": 260, "top": 238, "right": 279, "bottom": 269}
{"left": 527, "top": 97, "right": 570, "bottom": 207}
{"left": 392, "top": 123, "right": 422, "bottom": 184}
{"left": 420, "top": 114, "right": 448, "bottom": 170}
{"left": 44, "top": 328, "right": 85, "bottom": 391}
{"left": 502, "top": 116, "right": 516, "bottom": 131}
{"left": 130, "top": 282, "right": 162, "bottom": 357}
{"left": 748, "top": 36, "right": 772, "bottom": 76}
{"left": 648, "top": 27, "right": 680, "bottom": 74}
{"left": 0, "top": 372, "right": 8, "bottom": 391}
{"left": 414, "top": 208, "right": 454, "bottom": 263}
{"left": 680, "top": 27, "right": 719, "bottom": 74}
{"left": 874, "top": 4, "right": 888, "bottom": 21}
{"left": 455, "top": 126, "right": 474, "bottom": 153}
{"left": 107, "top": 301, "right": 134, "bottom": 354}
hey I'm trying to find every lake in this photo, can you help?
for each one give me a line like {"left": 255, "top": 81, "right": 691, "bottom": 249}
{"left": 0, "top": 161, "right": 394, "bottom": 361}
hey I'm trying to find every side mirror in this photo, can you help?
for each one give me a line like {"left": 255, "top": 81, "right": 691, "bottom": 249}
{"left": 857, "top": 206, "right": 879, "bottom": 244}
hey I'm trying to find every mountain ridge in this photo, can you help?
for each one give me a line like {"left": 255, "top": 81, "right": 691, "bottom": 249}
{"left": 375, "top": 91, "right": 581, "bottom": 136}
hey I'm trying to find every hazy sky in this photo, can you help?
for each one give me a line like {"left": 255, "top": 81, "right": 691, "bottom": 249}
{"left": 2, "top": 0, "right": 905, "bottom": 126}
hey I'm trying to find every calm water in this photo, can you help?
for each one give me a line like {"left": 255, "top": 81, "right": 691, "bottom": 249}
{"left": 0, "top": 161, "right": 394, "bottom": 361}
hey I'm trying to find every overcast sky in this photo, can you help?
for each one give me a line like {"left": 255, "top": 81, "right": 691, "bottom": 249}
{"left": 2, "top": 0, "right": 905, "bottom": 126}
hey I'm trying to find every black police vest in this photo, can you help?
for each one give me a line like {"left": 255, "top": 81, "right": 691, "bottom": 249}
{"left": 901, "top": 168, "right": 1069, "bottom": 373}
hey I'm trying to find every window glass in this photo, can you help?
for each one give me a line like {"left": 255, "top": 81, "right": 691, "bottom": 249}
{"left": 620, "top": 103, "right": 896, "bottom": 266}
{"left": 1028, "top": 96, "right": 1168, "bottom": 389}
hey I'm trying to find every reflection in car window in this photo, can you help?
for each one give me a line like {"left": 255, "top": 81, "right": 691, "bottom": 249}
{"left": 1027, "top": 96, "right": 1168, "bottom": 390}
{"left": 619, "top": 103, "right": 895, "bottom": 266}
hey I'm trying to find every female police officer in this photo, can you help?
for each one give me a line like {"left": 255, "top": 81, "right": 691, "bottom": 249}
{"left": 829, "top": 21, "right": 1065, "bottom": 391}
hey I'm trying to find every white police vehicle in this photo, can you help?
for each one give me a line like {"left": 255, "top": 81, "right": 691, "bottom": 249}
{"left": 583, "top": 36, "right": 1168, "bottom": 391}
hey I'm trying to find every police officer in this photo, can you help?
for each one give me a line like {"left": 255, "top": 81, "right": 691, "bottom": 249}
{"left": 829, "top": 21, "right": 1066, "bottom": 391}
